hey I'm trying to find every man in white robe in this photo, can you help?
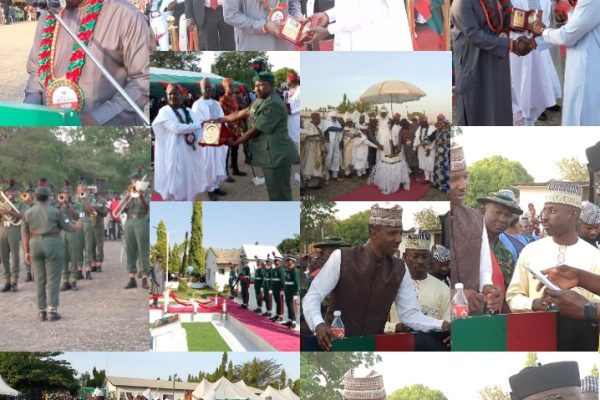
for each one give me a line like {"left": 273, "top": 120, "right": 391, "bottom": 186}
{"left": 300, "top": 112, "right": 326, "bottom": 185}
{"left": 510, "top": 0, "right": 562, "bottom": 126}
{"left": 308, "top": 0, "right": 413, "bottom": 51}
{"left": 352, "top": 122, "right": 377, "bottom": 177}
{"left": 506, "top": 181, "right": 600, "bottom": 312}
{"left": 414, "top": 117, "right": 436, "bottom": 182}
{"left": 321, "top": 111, "right": 343, "bottom": 181}
{"left": 375, "top": 107, "right": 393, "bottom": 163}
{"left": 341, "top": 118, "right": 354, "bottom": 177}
{"left": 535, "top": 0, "right": 600, "bottom": 125}
{"left": 285, "top": 72, "right": 301, "bottom": 151}
{"left": 191, "top": 78, "right": 229, "bottom": 201}
{"left": 152, "top": 84, "right": 208, "bottom": 201}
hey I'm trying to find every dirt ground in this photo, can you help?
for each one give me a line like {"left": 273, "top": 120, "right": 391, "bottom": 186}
{"left": 0, "top": 240, "right": 149, "bottom": 351}
{"left": 0, "top": 21, "right": 36, "bottom": 103}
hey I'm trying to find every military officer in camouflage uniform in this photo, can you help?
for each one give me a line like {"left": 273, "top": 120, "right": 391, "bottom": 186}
{"left": 91, "top": 179, "right": 109, "bottom": 273}
{"left": 238, "top": 255, "right": 251, "bottom": 309}
{"left": 262, "top": 255, "right": 273, "bottom": 317}
{"left": 252, "top": 256, "right": 264, "bottom": 313}
{"left": 22, "top": 183, "right": 36, "bottom": 282}
{"left": 283, "top": 255, "right": 300, "bottom": 328}
{"left": 58, "top": 180, "right": 84, "bottom": 292}
{"left": 0, "top": 180, "right": 27, "bottom": 292}
{"left": 223, "top": 72, "right": 300, "bottom": 201}
{"left": 21, "top": 179, "right": 81, "bottom": 321}
{"left": 123, "top": 168, "right": 150, "bottom": 289}
{"left": 269, "top": 255, "right": 286, "bottom": 322}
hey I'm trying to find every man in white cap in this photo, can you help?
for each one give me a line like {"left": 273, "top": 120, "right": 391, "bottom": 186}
{"left": 449, "top": 142, "right": 501, "bottom": 314}
{"left": 578, "top": 201, "right": 600, "bottom": 249}
{"left": 506, "top": 181, "right": 600, "bottom": 312}
{"left": 385, "top": 231, "right": 450, "bottom": 333}
{"left": 92, "top": 389, "right": 105, "bottom": 400}
{"left": 321, "top": 110, "right": 343, "bottom": 182}
{"left": 303, "top": 204, "right": 449, "bottom": 351}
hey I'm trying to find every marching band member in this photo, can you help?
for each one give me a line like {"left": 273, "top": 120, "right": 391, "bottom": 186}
{"left": 58, "top": 180, "right": 84, "bottom": 292}
{"left": 0, "top": 179, "right": 26, "bottom": 292}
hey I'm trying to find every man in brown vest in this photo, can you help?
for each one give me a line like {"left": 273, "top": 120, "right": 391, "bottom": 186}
{"left": 449, "top": 142, "right": 501, "bottom": 314}
{"left": 302, "top": 204, "right": 449, "bottom": 351}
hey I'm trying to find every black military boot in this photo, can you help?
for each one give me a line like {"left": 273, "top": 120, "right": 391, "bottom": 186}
{"left": 38, "top": 311, "right": 47, "bottom": 321}
{"left": 141, "top": 278, "right": 148, "bottom": 289}
{"left": 48, "top": 312, "right": 61, "bottom": 321}
{"left": 26, "top": 272, "right": 33, "bottom": 282}
{"left": 77, "top": 271, "right": 84, "bottom": 280}
{"left": 124, "top": 278, "right": 137, "bottom": 289}
{"left": 60, "top": 282, "right": 71, "bottom": 291}
{"left": 10, "top": 284, "right": 17, "bottom": 292}
{"left": 1, "top": 282, "right": 10, "bottom": 292}
{"left": 85, "top": 271, "right": 93, "bottom": 280}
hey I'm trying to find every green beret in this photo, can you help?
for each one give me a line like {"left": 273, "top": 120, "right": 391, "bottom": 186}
{"left": 254, "top": 72, "right": 275, "bottom": 83}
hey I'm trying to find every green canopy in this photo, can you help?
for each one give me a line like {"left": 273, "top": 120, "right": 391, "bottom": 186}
{"left": 150, "top": 70, "right": 250, "bottom": 99}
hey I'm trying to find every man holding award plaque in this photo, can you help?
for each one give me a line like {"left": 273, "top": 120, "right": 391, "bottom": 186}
{"left": 24, "top": 0, "right": 149, "bottom": 125}
{"left": 530, "top": 0, "right": 600, "bottom": 126}
{"left": 223, "top": 0, "right": 302, "bottom": 50}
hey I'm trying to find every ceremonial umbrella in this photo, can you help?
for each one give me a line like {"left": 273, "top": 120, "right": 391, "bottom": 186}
{"left": 359, "top": 80, "right": 426, "bottom": 114}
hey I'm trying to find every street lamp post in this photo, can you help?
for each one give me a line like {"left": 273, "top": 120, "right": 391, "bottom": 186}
{"left": 172, "top": 374, "right": 177, "bottom": 400}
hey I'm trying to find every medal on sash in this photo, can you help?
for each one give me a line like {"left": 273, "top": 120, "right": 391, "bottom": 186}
{"left": 37, "top": 0, "right": 104, "bottom": 112}
{"left": 261, "top": 0, "right": 287, "bottom": 21}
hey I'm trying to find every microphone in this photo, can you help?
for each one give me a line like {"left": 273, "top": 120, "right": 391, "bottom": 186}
{"left": 28, "top": 0, "right": 66, "bottom": 11}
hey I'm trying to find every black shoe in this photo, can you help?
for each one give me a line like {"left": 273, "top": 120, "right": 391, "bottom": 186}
{"left": 269, "top": 315, "right": 278, "bottom": 321}
{"left": 71, "top": 283, "right": 78, "bottom": 291}
{"left": 272, "top": 316, "right": 283, "bottom": 322}
{"left": 547, "top": 104, "right": 561, "bottom": 112}
{"left": 77, "top": 271, "right": 84, "bottom": 280}
{"left": 48, "top": 312, "right": 61, "bottom": 322}
{"left": 253, "top": 308, "right": 262, "bottom": 313}
{"left": 240, "top": 304, "right": 247, "bottom": 309}
{"left": 289, "top": 322, "right": 296, "bottom": 329}
{"left": 233, "top": 171, "right": 247, "bottom": 176}
{"left": 96, "top": 266, "right": 102, "bottom": 272}
{"left": 61, "top": 282, "right": 71, "bottom": 291}
{"left": 91, "top": 266, "right": 97, "bottom": 272}
{"left": 85, "top": 271, "right": 93, "bottom": 280}
{"left": 225, "top": 176, "right": 235, "bottom": 183}
{"left": 262, "top": 312, "right": 270, "bottom": 317}
{"left": 26, "top": 272, "right": 33, "bottom": 282}
{"left": 214, "top": 188, "right": 228, "bottom": 196}
{"left": 141, "top": 278, "right": 148, "bottom": 289}
{"left": 124, "top": 279, "right": 137, "bottom": 289}
{"left": 10, "top": 284, "right": 17, "bottom": 292}
{"left": 1, "top": 283, "right": 10, "bottom": 292}
{"left": 208, "top": 191, "right": 219, "bottom": 201}
{"left": 537, "top": 111, "right": 548, "bottom": 121}
{"left": 39, "top": 311, "right": 47, "bottom": 321}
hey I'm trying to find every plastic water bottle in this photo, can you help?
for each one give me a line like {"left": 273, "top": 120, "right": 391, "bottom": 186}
{"left": 450, "top": 283, "right": 469, "bottom": 321}
{"left": 331, "top": 310, "right": 345, "bottom": 339}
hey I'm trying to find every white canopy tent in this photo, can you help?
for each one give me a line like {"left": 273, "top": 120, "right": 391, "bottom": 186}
{"left": 258, "top": 387, "right": 287, "bottom": 400}
{"left": 192, "top": 377, "right": 259, "bottom": 400}
{"left": 278, "top": 388, "right": 299, "bottom": 400}
{"left": 0, "top": 375, "right": 18, "bottom": 397}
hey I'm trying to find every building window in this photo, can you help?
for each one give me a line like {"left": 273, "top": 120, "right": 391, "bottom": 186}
{"left": 219, "top": 268, "right": 225, "bottom": 275}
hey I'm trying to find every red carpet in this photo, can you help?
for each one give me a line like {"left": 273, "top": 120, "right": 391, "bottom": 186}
{"left": 334, "top": 173, "right": 432, "bottom": 201}
{"left": 151, "top": 191, "right": 163, "bottom": 201}
{"left": 151, "top": 298, "right": 299, "bottom": 351}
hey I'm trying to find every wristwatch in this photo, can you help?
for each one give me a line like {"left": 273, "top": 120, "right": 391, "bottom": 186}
{"left": 583, "top": 302, "right": 598, "bottom": 321}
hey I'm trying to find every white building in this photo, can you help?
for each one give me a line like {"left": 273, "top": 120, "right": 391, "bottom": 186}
{"left": 205, "top": 248, "right": 240, "bottom": 290}
{"left": 240, "top": 244, "right": 282, "bottom": 273}
{"left": 103, "top": 376, "right": 197, "bottom": 400}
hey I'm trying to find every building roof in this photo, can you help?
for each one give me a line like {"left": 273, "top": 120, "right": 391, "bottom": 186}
{"left": 105, "top": 376, "right": 198, "bottom": 391}
{"left": 512, "top": 181, "right": 589, "bottom": 188}
{"left": 241, "top": 244, "right": 281, "bottom": 261}
{"left": 208, "top": 248, "right": 241, "bottom": 265}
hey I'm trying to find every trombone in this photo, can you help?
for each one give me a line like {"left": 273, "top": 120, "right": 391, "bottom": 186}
{"left": 111, "top": 175, "right": 149, "bottom": 219}
{"left": 0, "top": 188, "right": 23, "bottom": 226}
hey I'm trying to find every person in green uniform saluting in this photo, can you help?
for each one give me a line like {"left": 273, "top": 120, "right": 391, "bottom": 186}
{"left": 252, "top": 256, "right": 264, "bottom": 313}
{"left": 283, "top": 255, "right": 300, "bottom": 328}
{"left": 21, "top": 179, "right": 81, "bottom": 321}
{"left": 122, "top": 168, "right": 151, "bottom": 290}
{"left": 0, "top": 179, "right": 27, "bottom": 292}
{"left": 58, "top": 180, "right": 84, "bottom": 292}
{"left": 222, "top": 72, "right": 300, "bottom": 201}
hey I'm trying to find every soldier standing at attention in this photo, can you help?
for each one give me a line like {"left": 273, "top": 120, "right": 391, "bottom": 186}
{"left": 252, "top": 257, "right": 264, "bottom": 313}
{"left": 238, "top": 255, "right": 251, "bottom": 308}
{"left": 21, "top": 179, "right": 81, "bottom": 321}
{"left": 262, "top": 256, "right": 273, "bottom": 318}
{"left": 270, "top": 254, "right": 285, "bottom": 322}
{"left": 58, "top": 180, "right": 83, "bottom": 292}
{"left": 0, "top": 179, "right": 27, "bottom": 292}
{"left": 283, "top": 255, "right": 300, "bottom": 328}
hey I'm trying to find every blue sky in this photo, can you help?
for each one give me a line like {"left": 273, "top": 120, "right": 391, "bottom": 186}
{"left": 150, "top": 202, "right": 300, "bottom": 248}
{"left": 58, "top": 352, "right": 300, "bottom": 381}
{"left": 301, "top": 51, "right": 452, "bottom": 119}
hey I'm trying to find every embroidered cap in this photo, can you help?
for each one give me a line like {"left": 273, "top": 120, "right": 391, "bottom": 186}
{"left": 450, "top": 142, "right": 466, "bottom": 172}
{"left": 580, "top": 201, "right": 600, "bottom": 225}
{"left": 432, "top": 244, "right": 450, "bottom": 263}
{"left": 343, "top": 369, "right": 387, "bottom": 400}
{"left": 545, "top": 180, "right": 583, "bottom": 209}
{"left": 369, "top": 204, "right": 403, "bottom": 228}
{"left": 403, "top": 230, "right": 431, "bottom": 251}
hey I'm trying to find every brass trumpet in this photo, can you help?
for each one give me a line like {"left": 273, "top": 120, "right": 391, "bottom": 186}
{"left": 111, "top": 175, "right": 148, "bottom": 219}
{"left": 57, "top": 193, "right": 68, "bottom": 203}
{"left": 78, "top": 191, "right": 87, "bottom": 198}
{"left": 0, "top": 189, "right": 23, "bottom": 226}
{"left": 21, "top": 192, "right": 30, "bottom": 202}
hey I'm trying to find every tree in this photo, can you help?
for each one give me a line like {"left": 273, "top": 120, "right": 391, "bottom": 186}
{"left": 151, "top": 220, "right": 168, "bottom": 265}
{"left": 227, "top": 361, "right": 234, "bottom": 381}
{"left": 188, "top": 201, "right": 206, "bottom": 278}
{"left": 233, "top": 358, "right": 283, "bottom": 389}
{"left": 413, "top": 207, "right": 442, "bottom": 230}
{"left": 556, "top": 157, "right": 589, "bottom": 182}
{"left": 278, "top": 369, "right": 287, "bottom": 390}
{"left": 300, "top": 199, "right": 337, "bottom": 250}
{"left": 278, "top": 236, "right": 301, "bottom": 255}
{"left": 388, "top": 384, "right": 447, "bottom": 400}
{"left": 465, "top": 156, "right": 534, "bottom": 208}
{"left": 86, "top": 367, "right": 106, "bottom": 388}
{"left": 524, "top": 352, "right": 538, "bottom": 368}
{"left": 212, "top": 52, "right": 272, "bottom": 87}
{"left": 478, "top": 386, "right": 510, "bottom": 400}
{"left": 150, "top": 52, "right": 202, "bottom": 71}
{"left": 273, "top": 67, "right": 297, "bottom": 89}
{"left": 292, "top": 379, "right": 300, "bottom": 396}
{"left": 301, "top": 352, "right": 381, "bottom": 400}
{"left": 0, "top": 352, "right": 80, "bottom": 395}
{"left": 333, "top": 210, "right": 370, "bottom": 246}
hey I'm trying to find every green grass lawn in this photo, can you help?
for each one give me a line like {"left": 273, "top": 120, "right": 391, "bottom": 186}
{"left": 182, "top": 322, "right": 231, "bottom": 351}
{"left": 171, "top": 287, "right": 220, "bottom": 300}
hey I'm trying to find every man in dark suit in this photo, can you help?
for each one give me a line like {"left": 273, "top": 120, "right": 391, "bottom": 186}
{"left": 186, "top": 0, "right": 234, "bottom": 50}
